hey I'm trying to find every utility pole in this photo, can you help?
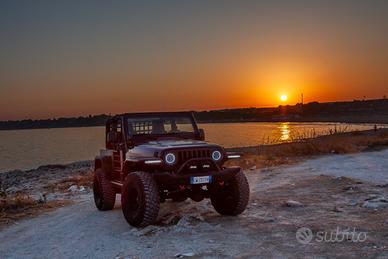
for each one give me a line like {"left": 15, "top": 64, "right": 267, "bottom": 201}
{"left": 300, "top": 93, "right": 304, "bottom": 115}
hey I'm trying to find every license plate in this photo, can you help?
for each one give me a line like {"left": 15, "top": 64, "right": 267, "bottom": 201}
{"left": 190, "top": 176, "right": 212, "bottom": 184}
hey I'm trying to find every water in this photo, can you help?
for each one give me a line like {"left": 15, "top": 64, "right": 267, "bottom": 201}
{"left": 0, "top": 122, "right": 384, "bottom": 172}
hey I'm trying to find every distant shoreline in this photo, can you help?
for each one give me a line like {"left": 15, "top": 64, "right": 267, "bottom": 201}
{"left": 1, "top": 98, "right": 388, "bottom": 131}
{"left": 0, "top": 118, "right": 387, "bottom": 132}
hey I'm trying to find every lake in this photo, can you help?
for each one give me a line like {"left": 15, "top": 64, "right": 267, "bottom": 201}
{"left": 0, "top": 122, "right": 384, "bottom": 172}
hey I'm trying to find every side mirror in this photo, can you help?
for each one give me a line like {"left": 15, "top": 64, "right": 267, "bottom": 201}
{"left": 198, "top": 128, "right": 205, "bottom": 141}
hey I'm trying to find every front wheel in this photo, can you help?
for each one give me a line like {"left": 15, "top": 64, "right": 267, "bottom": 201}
{"left": 210, "top": 170, "right": 250, "bottom": 216}
{"left": 121, "top": 172, "right": 160, "bottom": 227}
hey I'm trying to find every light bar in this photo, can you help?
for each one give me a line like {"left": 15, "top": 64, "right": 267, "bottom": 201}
{"left": 144, "top": 159, "right": 162, "bottom": 164}
{"left": 227, "top": 154, "right": 241, "bottom": 159}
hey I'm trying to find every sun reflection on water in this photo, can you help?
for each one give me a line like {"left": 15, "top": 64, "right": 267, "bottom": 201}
{"left": 279, "top": 122, "right": 290, "bottom": 141}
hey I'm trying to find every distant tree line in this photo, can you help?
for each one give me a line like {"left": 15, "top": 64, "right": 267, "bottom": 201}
{"left": 0, "top": 114, "right": 110, "bottom": 130}
{"left": 1, "top": 99, "right": 388, "bottom": 130}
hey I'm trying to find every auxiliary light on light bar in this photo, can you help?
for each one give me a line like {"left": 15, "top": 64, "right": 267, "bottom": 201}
{"left": 227, "top": 154, "right": 241, "bottom": 159}
{"left": 144, "top": 159, "right": 163, "bottom": 164}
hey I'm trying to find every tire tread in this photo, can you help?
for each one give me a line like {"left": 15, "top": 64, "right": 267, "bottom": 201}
{"left": 122, "top": 172, "right": 160, "bottom": 227}
{"left": 94, "top": 168, "right": 116, "bottom": 211}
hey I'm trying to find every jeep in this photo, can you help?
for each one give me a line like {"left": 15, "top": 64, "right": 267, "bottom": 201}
{"left": 93, "top": 112, "right": 249, "bottom": 227}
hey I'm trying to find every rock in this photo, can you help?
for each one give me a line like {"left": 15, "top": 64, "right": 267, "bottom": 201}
{"left": 333, "top": 206, "right": 344, "bottom": 212}
{"left": 343, "top": 185, "right": 359, "bottom": 192}
{"left": 68, "top": 185, "right": 79, "bottom": 192}
{"left": 362, "top": 198, "right": 388, "bottom": 209}
{"left": 349, "top": 199, "right": 358, "bottom": 206}
{"left": 45, "top": 193, "right": 58, "bottom": 201}
{"left": 285, "top": 200, "right": 304, "bottom": 207}
{"left": 173, "top": 215, "right": 206, "bottom": 234}
{"left": 37, "top": 164, "right": 67, "bottom": 170}
{"left": 365, "top": 194, "right": 381, "bottom": 201}
{"left": 262, "top": 217, "right": 275, "bottom": 223}
{"left": 176, "top": 215, "right": 202, "bottom": 227}
{"left": 31, "top": 193, "right": 47, "bottom": 204}
{"left": 159, "top": 214, "right": 181, "bottom": 226}
{"left": 5, "top": 186, "right": 19, "bottom": 193}
{"left": 0, "top": 189, "right": 6, "bottom": 198}
{"left": 67, "top": 185, "right": 87, "bottom": 193}
{"left": 175, "top": 252, "right": 195, "bottom": 258}
{"left": 375, "top": 197, "right": 388, "bottom": 203}
{"left": 130, "top": 225, "right": 163, "bottom": 236}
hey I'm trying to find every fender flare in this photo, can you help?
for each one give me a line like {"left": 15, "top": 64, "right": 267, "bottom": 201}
{"left": 94, "top": 156, "right": 113, "bottom": 173}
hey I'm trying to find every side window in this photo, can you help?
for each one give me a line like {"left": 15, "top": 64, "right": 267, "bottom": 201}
{"left": 163, "top": 119, "right": 172, "bottom": 132}
{"left": 106, "top": 119, "right": 123, "bottom": 149}
{"left": 116, "top": 121, "right": 123, "bottom": 143}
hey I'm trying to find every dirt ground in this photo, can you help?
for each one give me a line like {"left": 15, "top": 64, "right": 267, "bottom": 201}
{"left": 0, "top": 150, "right": 388, "bottom": 258}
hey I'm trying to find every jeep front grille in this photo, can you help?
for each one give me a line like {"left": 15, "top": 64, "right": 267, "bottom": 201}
{"left": 177, "top": 149, "right": 211, "bottom": 163}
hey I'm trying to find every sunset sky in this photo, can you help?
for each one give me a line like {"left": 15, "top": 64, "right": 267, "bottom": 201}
{"left": 1, "top": 1, "right": 388, "bottom": 120}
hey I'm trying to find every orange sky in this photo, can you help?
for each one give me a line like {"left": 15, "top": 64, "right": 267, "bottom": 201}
{"left": 0, "top": 1, "right": 387, "bottom": 120}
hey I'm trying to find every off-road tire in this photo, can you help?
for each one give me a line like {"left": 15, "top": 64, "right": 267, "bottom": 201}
{"left": 93, "top": 168, "right": 116, "bottom": 211}
{"left": 210, "top": 170, "right": 250, "bottom": 215}
{"left": 121, "top": 172, "right": 160, "bottom": 227}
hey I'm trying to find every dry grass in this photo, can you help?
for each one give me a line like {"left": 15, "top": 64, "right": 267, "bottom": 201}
{"left": 259, "top": 124, "right": 358, "bottom": 145}
{"left": 45, "top": 170, "right": 93, "bottom": 192}
{"left": 226, "top": 129, "right": 388, "bottom": 170}
{"left": 0, "top": 194, "right": 71, "bottom": 228}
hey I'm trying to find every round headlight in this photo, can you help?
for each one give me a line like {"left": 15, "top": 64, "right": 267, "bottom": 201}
{"left": 165, "top": 153, "right": 176, "bottom": 165}
{"left": 211, "top": 150, "right": 222, "bottom": 161}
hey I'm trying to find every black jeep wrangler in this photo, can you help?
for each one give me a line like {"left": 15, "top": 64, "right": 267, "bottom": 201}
{"left": 93, "top": 112, "right": 249, "bottom": 227}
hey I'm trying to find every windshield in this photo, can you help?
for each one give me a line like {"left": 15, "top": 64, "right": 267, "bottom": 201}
{"left": 126, "top": 115, "right": 196, "bottom": 136}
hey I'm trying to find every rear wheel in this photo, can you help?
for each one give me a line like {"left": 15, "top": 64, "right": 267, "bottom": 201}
{"left": 121, "top": 172, "right": 160, "bottom": 227}
{"left": 210, "top": 170, "right": 250, "bottom": 215}
{"left": 93, "top": 168, "right": 116, "bottom": 211}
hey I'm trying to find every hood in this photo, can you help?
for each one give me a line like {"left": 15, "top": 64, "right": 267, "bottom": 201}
{"left": 126, "top": 139, "right": 221, "bottom": 159}
{"left": 145, "top": 139, "right": 208, "bottom": 148}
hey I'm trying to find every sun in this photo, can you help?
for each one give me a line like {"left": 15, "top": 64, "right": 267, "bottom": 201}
{"left": 280, "top": 95, "right": 288, "bottom": 102}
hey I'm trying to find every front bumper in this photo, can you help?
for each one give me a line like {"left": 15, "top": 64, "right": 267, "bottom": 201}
{"left": 153, "top": 166, "right": 241, "bottom": 186}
